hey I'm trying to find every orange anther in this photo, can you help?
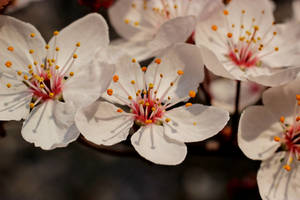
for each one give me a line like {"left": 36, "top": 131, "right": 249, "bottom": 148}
{"left": 223, "top": 9, "right": 229, "bottom": 15}
{"left": 113, "top": 75, "right": 119, "bottom": 82}
{"left": 189, "top": 90, "right": 196, "bottom": 98}
{"left": 117, "top": 108, "right": 123, "bottom": 113}
{"left": 177, "top": 70, "right": 184, "bottom": 75}
{"left": 142, "top": 66, "right": 147, "bottom": 72}
{"left": 227, "top": 32, "right": 233, "bottom": 38}
{"left": 145, "top": 119, "right": 152, "bottom": 124}
{"left": 185, "top": 103, "right": 192, "bottom": 107}
{"left": 155, "top": 58, "right": 161, "bottom": 64}
{"left": 280, "top": 116, "right": 285, "bottom": 123}
{"left": 5, "top": 61, "right": 12, "bottom": 68}
{"left": 7, "top": 46, "right": 14, "bottom": 51}
{"left": 284, "top": 165, "right": 291, "bottom": 171}
{"left": 296, "top": 94, "right": 300, "bottom": 100}
{"left": 211, "top": 25, "right": 218, "bottom": 31}
{"left": 132, "top": 58, "right": 136, "bottom": 63}
{"left": 274, "top": 136, "right": 280, "bottom": 142}
{"left": 30, "top": 33, "right": 35, "bottom": 38}
{"left": 107, "top": 89, "right": 113, "bottom": 96}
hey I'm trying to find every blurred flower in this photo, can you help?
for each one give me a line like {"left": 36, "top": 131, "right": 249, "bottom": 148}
{"left": 109, "top": 0, "right": 222, "bottom": 61}
{"left": 238, "top": 78, "right": 300, "bottom": 200}
{"left": 210, "top": 78, "right": 265, "bottom": 113}
{"left": 293, "top": 0, "right": 300, "bottom": 22}
{"left": 0, "top": 0, "right": 10, "bottom": 9}
{"left": 5, "top": 0, "right": 42, "bottom": 13}
{"left": 78, "top": 0, "right": 114, "bottom": 11}
{"left": 75, "top": 43, "right": 229, "bottom": 165}
{"left": 196, "top": 0, "right": 300, "bottom": 86}
{"left": 0, "top": 14, "right": 113, "bottom": 149}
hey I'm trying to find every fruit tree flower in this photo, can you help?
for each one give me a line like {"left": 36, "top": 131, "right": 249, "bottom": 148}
{"left": 109, "top": 0, "right": 223, "bottom": 61}
{"left": 0, "top": 13, "right": 114, "bottom": 149}
{"left": 75, "top": 43, "right": 230, "bottom": 165}
{"left": 195, "top": 0, "right": 300, "bottom": 86}
{"left": 238, "top": 79, "right": 300, "bottom": 200}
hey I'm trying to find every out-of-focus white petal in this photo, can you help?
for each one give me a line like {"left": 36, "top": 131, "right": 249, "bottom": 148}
{"left": 75, "top": 101, "right": 133, "bottom": 146}
{"left": 238, "top": 106, "right": 281, "bottom": 160}
{"left": 257, "top": 152, "right": 300, "bottom": 200}
{"left": 131, "top": 125, "right": 187, "bottom": 165}
{"left": 164, "top": 104, "right": 229, "bottom": 143}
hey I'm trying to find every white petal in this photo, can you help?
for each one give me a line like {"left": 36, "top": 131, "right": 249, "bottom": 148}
{"left": 49, "top": 13, "right": 109, "bottom": 72}
{"left": 148, "top": 16, "right": 196, "bottom": 55}
{"left": 210, "top": 78, "right": 265, "bottom": 113}
{"left": 257, "top": 152, "right": 300, "bottom": 200}
{"left": 145, "top": 43, "right": 204, "bottom": 100}
{"left": 293, "top": 1, "right": 300, "bottom": 22}
{"left": 111, "top": 39, "right": 154, "bottom": 61}
{"left": 0, "top": 15, "right": 46, "bottom": 72}
{"left": 63, "top": 59, "right": 114, "bottom": 108}
{"left": 238, "top": 106, "right": 281, "bottom": 160}
{"left": 164, "top": 104, "right": 229, "bottom": 143}
{"left": 22, "top": 100, "right": 79, "bottom": 150}
{"left": 131, "top": 125, "right": 187, "bottom": 165}
{"left": 75, "top": 101, "right": 133, "bottom": 146}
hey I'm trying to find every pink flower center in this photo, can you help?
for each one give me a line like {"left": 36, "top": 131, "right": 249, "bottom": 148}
{"left": 228, "top": 46, "right": 258, "bottom": 69}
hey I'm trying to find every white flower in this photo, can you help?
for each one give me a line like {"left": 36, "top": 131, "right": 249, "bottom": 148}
{"left": 0, "top": 14, "right": 114, "bottom": 149}
{"left": 195, "top": 0, "right": 300, "bottom": 86}
{"left": 109, "top": 0, "right": 222, "bottom": 61}
{"left": 210, "top": 78, "right": 265, "bottom": 113}
{"left": 75, "top": 43, "right": 229, "bottom": 165}
{"left": 238, "top": 79, "right": 300, "bottom": 200}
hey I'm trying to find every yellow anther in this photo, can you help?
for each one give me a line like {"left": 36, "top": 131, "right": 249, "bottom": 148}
{"left": 284, "top": 165, "right": 291, "bottom": 171}
{"left": 189, "top": 90, "right": 196, "bottom": 98}
{"left": 142, "top": 66, "right": 147, "bottom": 72}
{"left": 117, "top": 108, "right": 123, "bottom": 113}
{"left": 47, "top": 74, "right": 52, "bottom": 79}
{"left": 274, "top": 136, "right": 280, "bottom": 142}
{"left": 174, "top": 4, "right": 178, "bottom": 9}
{"left": 76, "top": 42, "right": 80, "bottom": 47}
{"left": 280, "top": 116, "right": 285, "bottom": 123}
{"left": 145, "top": 119, "right": 152, "bottom": 124}
{"left": 5, "top": 61, "right": 12, "bottom": 68}
{"left": 40, "top": 64, "right": 45, "bottom": 68}
{"left": 55, "top": 65, "right": 60, "bottom": 70}
{"left": 193, "top": 122, "right": 197, "bottom": 126}
{"left": 124, "top": 19, "right": 130, "bottom": 24}
{"left": 73, "top": 54, "right": 78, "bottom": 59}
{"left": 113, "top": 75, "right": 119, "bottom": 82}
{"left": 107, "top": 89, "right": 113, "bottom": 96}
{"left": 56, "top": 47, "right": 60, "bottom": 51}
{"left": 49, "top": 93, "right": 54, "bottom": 98}
{"left": 232, "top": 24, "right": 235, "bottom": 28}
{"left": 185, "top": 103, "right": 192, "bottom": 107}
{"left": 239, "top": 36, "right": 245, "bottom": 41}
{"left": 145, "top": 102, "right": 150, "bottom": 107}
{"left": 128, "top": 96, "right": 132, "bottom": 100}
{"left": 254, "top": 25, "right": 259, "bottom": 31}
{"left": 30, "top": 33, "right": 35, "bottom": 38}
{"left": 29, "top": 49, "right": 34, "bottom": 54}
{"left": 34, "top": 61, "right": 38, "bottom": 65}
{"left": 6, "top": 83, "right": 11, "bottom": 88}
{"left": 211, "top": 25, "right": 218, "bottom": 31}
{"left": 45, "top": 45, "right": 50, "bottom": 49}
{"left": 149, "top": 83, "right": 154, "bottom": 89}
{"left": 227, "top": 32, "right": 233, "bottom": 38}
{"left": 134, "top": 21, "right": 139, "bottom": 26}
{"left": 132, "top": 58, "right": 136, "bottom": 63}
{"left": 24, "top": 75, "right": 28, "bottom": 80}
{"left": 7, "top": 46, "right": 14, "bottom": 51}
{"left": 273, "top": 31, "right": 277, "bottom": 36}
{"left": 274, "top": 47, "right": 279, "bottom": 51}
{"left": 39, "top": 77, "right": 44, "bottom": 82}
{"left": 131, "top": 80, "right": 135, "bottom": 84}
{"left": 170, "top": 82, "right": 174, "bottom": 86}
{"left": 257, "top": 37, "right": 261, "bottom": 40}
{"left": 29, "top": 69, "right": 33, "bottom": 74}
{"left": 223, "top": 9, "right": 229, "bottom": 15}
{"left": 241, "top": 24, "right": 245, "bottom": 29}
{"left": 165, "top": 118, "right": 171, "bottom": 123}
{"left": 151, "top": 107, "right": 156, "bottom": 111}
{"left": 28, "top": 65, "right": 32, "bottom": 69}
{"left": 139, "top": 100, "right": 145, "bottom": 104}
{"left": 40, "top": 84, "right": 45, "bottom": 88}
{"left": 17, "top": 71, "right": 22, "bottom": 76}
{"left": 242, "top": 10, "right": 245, "bottom": 14}
{"left": 177, "top": 70, "right": 184, "bottom": 75}
{"left": 29, "top": 103, "right": 35, "bottom": 109}
{"left": 155, "top": 58, "right": 161, "bottom": 64}
{"left": 53, "top": 31, "right": 59, "bottom": 36}
{"left": 69, "top": 72, "right": 74, "bottom": 77}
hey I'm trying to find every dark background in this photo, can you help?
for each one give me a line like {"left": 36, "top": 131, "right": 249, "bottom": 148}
{"left": 0, "top": 0, "right": 294, "bottom": 199}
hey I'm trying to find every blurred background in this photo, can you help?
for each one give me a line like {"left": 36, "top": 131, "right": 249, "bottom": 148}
{"left": 0, "top": 0, "right": 294, "bottom": 199}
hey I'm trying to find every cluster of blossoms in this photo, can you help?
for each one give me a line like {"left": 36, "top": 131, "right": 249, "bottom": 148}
{"left": 1, "top": 0, "right": 300, "bottom": 199}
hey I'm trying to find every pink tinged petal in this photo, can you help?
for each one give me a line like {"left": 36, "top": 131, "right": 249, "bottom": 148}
{"left": 0, "top": 15, "right": 46, "bottom": 72}
{"left": 145, "top": 43, "right": 204, "bottom": 100}
{"left": 111, "top": 39, "right": 154, "bottom": 62}
{"left": 164, "top": 104, "right": 229, "bottom": 143}
{"left": 238, "top": 106, "right": 281, "bottom": 161}
{"left": 22, "top": 101, "right": 79, "bottom": 150}
{"left": 75, "top": 101, "right": 133, "bottom": 146}
{"left": 63, "top": 60, "right": 114, "bottom": 108}
{"left": 262, "top": 78, "right": 300, "bottom": 121}
{"left": 257, "top": 152, "right": 300, "bottom": 200}
{"left": 131, "top": 125, "right": 187, "bottom": 165}
{"left": 148, "top": 16, "right": 196, "bottom": 55}
{"left": 247, "top": 67, "right": 300, "bottom": 87}
{"left": 48, "top": 13, "right": 109, "bottom": 72}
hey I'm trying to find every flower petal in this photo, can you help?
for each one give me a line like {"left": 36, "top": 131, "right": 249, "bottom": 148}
{"left": 48, "top": 13, "right": 109, "bottom": 72}
{"left": 75, "top": 101, "right": 133, "bottom": 146}
{"left": 257, "top": 152, "right": 300, "bottom": 200}
{"left": 238, "top": 106, "right": 281, "bottom": 160}
{"left": 164, "top": 104, "right": 229, "bottom": 143}
{"left": 22, "top": 100, "right": 79, "bottom": 150}
{"left": 145, "top": 43, "right": 204, "bottom": 101}
{"left": 0, "top": 15, "right": 46, "bottom": 72}
{"left": 131, "top": 125, "right": 187, "bottom": 165}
